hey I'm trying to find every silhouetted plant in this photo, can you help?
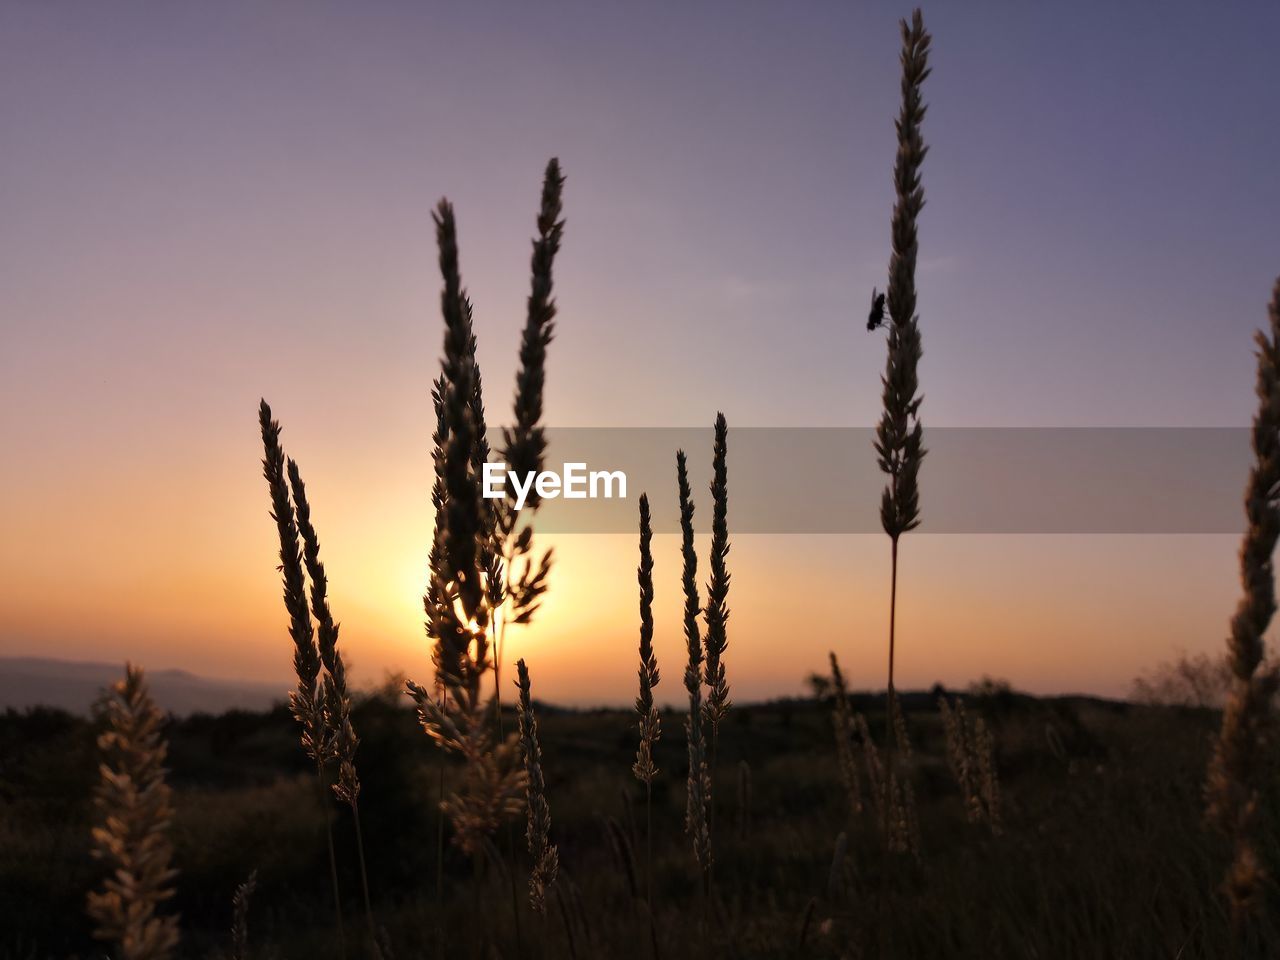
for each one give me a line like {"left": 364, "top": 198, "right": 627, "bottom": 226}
{"left": 871, "top": 6, "right": 930, "bottom": 849}
{"left": 407, "top": 197, "right": 523, "bottom": 857}
{"left": 258, "top": 400, "right": 345, "bottom": 952}
{"left": 677, "top": 451, "right": 712, "bottom": 883}
{"left": 87, "top": 664, "right": 179, "bottom": 960}
{"left": 939, "top": 696, "right": 1001, "bottom": 835}
{"left": 516, "top": 658, "right": 559, "bottom": 914}
{"left": 286, "top": 457, "right": 375, "bottom": 940}
{"left": 702, "top": 414, "right": 731, "bottom": 861}
{"left": 230, "top": 870, "right": 256, "bottom": 960}
{"left": 1208, "top": 276, "right": 1280, "bottom": 930}
{"left": 828, "top": 652, "right": 863, "bottom": 820}
{"left": 633, "top": 493, "right": 661, "bottom": 790}
{"left": 404, "top": 159, "right": 563, "bottom": 959}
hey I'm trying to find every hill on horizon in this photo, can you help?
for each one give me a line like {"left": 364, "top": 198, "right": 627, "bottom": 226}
{"left": 0, "top": 656, "right": 285, "bottom": 716}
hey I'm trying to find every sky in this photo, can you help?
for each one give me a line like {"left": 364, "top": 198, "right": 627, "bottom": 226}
{"left": 3, "top": 1, "right": 1280, "bottom": 705}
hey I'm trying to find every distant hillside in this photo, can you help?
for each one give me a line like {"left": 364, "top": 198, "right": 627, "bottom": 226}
{"left": 0, "top": 657, "right": 285, "bottom": 716}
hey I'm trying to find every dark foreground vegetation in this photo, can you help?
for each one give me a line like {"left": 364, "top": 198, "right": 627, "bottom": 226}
{"left": 3, "top": 682, "right": 1276, "bottom": 959}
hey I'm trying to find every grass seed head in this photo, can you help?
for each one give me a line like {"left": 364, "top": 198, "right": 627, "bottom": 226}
{"left": 87, "top": 664, "right": 180, "bottom": 960}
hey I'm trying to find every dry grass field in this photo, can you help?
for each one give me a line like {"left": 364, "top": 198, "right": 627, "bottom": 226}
{"left": 3, "top": 680, "right": 1276, "bottom": 959}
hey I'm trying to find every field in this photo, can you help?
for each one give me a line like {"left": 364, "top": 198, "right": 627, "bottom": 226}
{"left": 4, "top": 680, "right": 1276, "bottom": 959}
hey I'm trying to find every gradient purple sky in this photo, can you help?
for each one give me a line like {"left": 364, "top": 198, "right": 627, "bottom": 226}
{"left": 3, "top": 2, "right": 1280, "bottom": 703}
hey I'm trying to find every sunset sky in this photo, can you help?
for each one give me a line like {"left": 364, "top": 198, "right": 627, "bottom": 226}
{"left": 4, "top": 2, "right": 1280, "bottom": 704}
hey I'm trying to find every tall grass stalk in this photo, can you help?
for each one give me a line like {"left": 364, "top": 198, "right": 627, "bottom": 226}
{"left": 286, "top": 458, "right": 375, "bottom": 942}
{"left": 491, "top": 156, "right": 565, "bottom": 715}
{"left": 873, "top": 7, "right": 930, "bottom": 847}
{"left": 483, "top": 160, "right": 565, "bottom": 737}
{"left": 502, "top": 156, "right": 565, "bottom": 507}
{"left": 493, "top": 158, "right": 564, "bottom": 953}
{"left": 87, "top": 664, "right": 179, "bottom": 960}
{"left": 677, "top": 451, "right": 712, "bottom": 889}
{"left": 1207, "top": 276, "right": 1280, "bottom": 930}
{"left": 829, "top": 652, "right": 864, "bottom": 819}
{"left": 632, "top": 493, "right": 660, "bottom": 913}
{"left": 516, "top": 658, "right": 559, "bottom": 914}
{"left": 258, "top": 400, "right": 346, "bottom": 955}
{"left": 408, "top": 199, "right": 523, "bottom": 855}
{"left": 425, "top": 376, "right": 450, "bottom": 960}
{"left": 938, "top": 696, "right": 981, "bottom": 824}
{"left": 230, "top": 870, "right": 257, "bottom": 960}
{"left": 702, "top": 414, "right": 731, "bottom": 861}
{"left": 411, "top": 162, "right": 564, "bottom": 957}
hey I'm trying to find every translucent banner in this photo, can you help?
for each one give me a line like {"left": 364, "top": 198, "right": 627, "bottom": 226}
{"left": 493, "top": 427, "right": 1250, "bottom": 533}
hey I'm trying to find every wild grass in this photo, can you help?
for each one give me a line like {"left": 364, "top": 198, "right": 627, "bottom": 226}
{"left": 12, "top": 8, "right": 1275, "bottom": 959}
{"left": 871, "top": 6, "right": 930, "bottom": 852}
{"left": 515, "top": 658, "right": 558, "bottom": 914}
{"left": 632, "top": 492, "right": 660, "bottom": 914}
{"left": 702, "top": 413, "right": 731, "bottom": 866}
{"left": 1207, "top": 276, "right": 1280, "bottom": 936}
{"left": 406, "top": 194, "right": 521, "bottom": 860}
{"left": 676, "top": 450, "right": 712, "bottom": 887}
{"left": 230, "top": 870, "right": 256, "bottom": 960}
{"left": 87, "top": 664, "right": 179, "bottom": 960}
{"left": 407, "top": 158, "right": 564, "bottom": 958}
{"left": 257, "top": 401, "right": 346, "bottom": 951}
{"left": 938, "top": 695, "right": 1001, "bottom": 834}
{"left": 702, "top": 414, "right": 731, "bottom": 737}
{"left": 15, "top": 686, "right": 1269, "bottom": 958}
{"left": 828, "top": 653, "right": 864, "bottom": 820}
{"left": 286, "top": 457, "right": 373, "bottom": 937}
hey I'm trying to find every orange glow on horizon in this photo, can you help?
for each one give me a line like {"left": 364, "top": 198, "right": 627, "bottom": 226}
{"left": 0, "top": 398, "right": 1243, "bottom": 705}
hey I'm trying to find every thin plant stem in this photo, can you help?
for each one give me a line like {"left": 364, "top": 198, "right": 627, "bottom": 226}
{"left": 434, "top": 693, "right": 447, "bottom": 960}
{"left": 350, "top": 799, "right": 375, "bottom": 948}
{"left": 645, "top": 780, "right": 653, "bottom": 909}
{"left": 555, "top": 885, "right": 578, "bottom": 960}
{"left": 494, "top": 593, "right": 507, "bottom": 733}
{"left": 872, "top": 5, "right": 929, "bottom": 862}
{"left": 493, "top": 599, "right": 526, "bottom": 958}
{"left": 645, "top": 779, "right": 660, "bottom": 960}
{"left": 506, "top": 834, "right": 524, "bottom": 958}
{"left": 883, "top": 535, "right": 899, "bottom": 843}
{"left": 316, "top": 761, "right": 347, "bottom": 960}
{"left": 708, "top": 729, "right": 718, "bottom": 894}
{"left": 877, "top": 537, "right": 901, "bottom": 956}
